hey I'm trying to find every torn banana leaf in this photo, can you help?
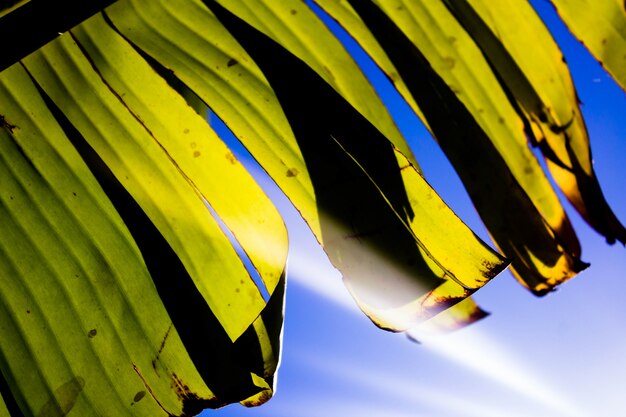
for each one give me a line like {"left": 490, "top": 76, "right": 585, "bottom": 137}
{"left": 445, "top": 0, "right": 626, "bottom": 246}
{"left": 203, "top": 0, "right": 507, "bottom": 330}
{"left": 210, "top": 0, "right": 499, "bottom": 329}
{"left": 305, "top": 1, "right": 491, "bottom": 318}
{"left": 106, "top": 0, "right": 506, "bottom": 331}
{"left": 22, "top": 29, "right": 286, "bottom": 342}
{"left": 1, "top": 23, "right": 287, "bottom": 417}
{"left": 549, "top": 0, "right": 626, "bottom": 92}
{"left": 210, "top": 1, "right": 504, "bottom": 326}
{"left": 341, "top": 0, "right": 586, "bottom": 294}
{"left": 70, "top": 14, "right": 286, "bottom": 315}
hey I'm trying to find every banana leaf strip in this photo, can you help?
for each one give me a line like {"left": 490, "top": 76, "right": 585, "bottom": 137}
{"left": 346, "top": 0, "right": 587, "bottom": 294}
{"left": 107, "top": 0, "right": 506, "bottom": 330}
{"left": 1, "top": 17, "right": 287, "bottom": 413}
{"left": 549, "top": 0, "right": 626, "bottom": 91}
{"left": 204, "top": 0, "right": 507, "bottom": 330}
{"left": 445, "top": 0, "right": 626, "bottom": 246}
{"left": 203, "top": 0, "right": 415, "bottom": 163}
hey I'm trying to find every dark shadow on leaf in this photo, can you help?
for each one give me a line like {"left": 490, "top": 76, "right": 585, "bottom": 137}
{"left": 0, "top": 0, "right": 116, "bottom": 72}
{"left": 30, "top": 74, "right": 260, "bottom": 407}
{"left": 0, "top": 367, "right": 26, "bottom": 417}
{"left": 346, "top": 0, "right": 588, "bottom": 293}
{"left": 203, "top": 0, "right": 446, "bottom": 317}
{"left": 444, "top": 0, "right": 626, "bottom": 247}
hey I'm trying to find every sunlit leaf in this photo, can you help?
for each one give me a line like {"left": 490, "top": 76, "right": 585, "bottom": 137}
{"left": 208, "top": 0, "right": 508, "bottom": 329}
{"left": 71, "top": 14, "right": 287, "bottom": 312}
{"left": 1, "top": 0, "right": 624, "bottom": 415}
{"left": 105, "top": 0, "right": 507, "bottom": 331}
{"left": 319, "top": 0, "right": 587, "bottom": 293}
{"left": 1, "top": 15, "right": 288, "bottom": 414}
{"left": 1, "top": 64, "right": 216, "bottom": 415}
{"left": 106, "top": 0, "right": 320, "bottom": 236}
{"left": 446, "top": 0, "right": 626, "bottom": 246}
{"left": 206, "top": 0, "right": 415, "bottom": 162}
{"left": 549, "top": 0, "right": 626, "bottom": 91}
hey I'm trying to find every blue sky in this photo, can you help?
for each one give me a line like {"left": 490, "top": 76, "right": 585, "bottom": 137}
{"left": 209, "top": 2, "right": 626, "bottom": 416}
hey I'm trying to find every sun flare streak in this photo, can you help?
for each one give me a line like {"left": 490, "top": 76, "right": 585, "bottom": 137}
{"left": 290, "top": 247, "right": 590, "bottom": 417}
{"left": 294, "top": 350, "right": 535, "bottom": 417}
{"left": 419, "top": 332, "right": 590, "bottom": 417}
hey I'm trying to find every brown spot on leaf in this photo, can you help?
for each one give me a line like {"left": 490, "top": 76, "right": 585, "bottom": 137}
{"left": 183, "top": 128, "right": 190, "bottom": 134}
{"left": 133, "top": 391, "right": 146, "bottom": 403}
{"left": 227, "top": 58, "right": 239, "bottom": 67}
{"left": 88, "top": 329, "right": 97, "bottom": 338}
{"left": 290, "top": 9, "right": 297, "bottom": 15}
{"left": 442, "top": 56, "right": 455, "bottom": 69}
{"left": 481, "top": 258, "right": 510, "bottom": 279}
{"left": 190, "top": 142, "right": 197, "bottom": 149}
{"left": 286, "top": 167, "right": 299, "bottom": 177}
{"left": 0, "top": 115, "right": 17, "bottom": 133}
{"left": 225, "top": 151, "right": 237, "bottom": 164}
{"left": 193, "top": 151, "right": 201, "bottom": 158}
{"left": 171, "top": 373, "right": 224, "bottom": 416}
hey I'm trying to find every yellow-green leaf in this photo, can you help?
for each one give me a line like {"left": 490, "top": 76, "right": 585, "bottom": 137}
{"left": 447, "top": 0, "right": 626, "bottom": 246}
{"left": 0, "top": 64, "right": 218, "bottom": 416}
{"left": 23, "top": 36, "right": 272, "bottom": 341}
{"left": 106, "top": 0, "right": 320, "bottom": 237}
{"left": 328, "top": 0, "right": 586, "bottom": 293}
{"left": 1, "top": 14, "right": 288, "bottom": 414}
{"left": 549, "top": 0, "right": 626, "bottom": 91}
{"left": 71, "top": 13, "right": 287, "bottom": 303}
{"left": 212, "top": 0, "right": 416, "bottom": 163}
{"left": 205, "top": 0, "right": 508, "bottom": 329}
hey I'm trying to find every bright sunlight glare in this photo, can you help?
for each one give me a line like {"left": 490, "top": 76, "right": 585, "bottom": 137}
{"left": 289, "top": 239, "right": 590, "bottom": 417}
{"left": 293, "top": 348, "right": 538, "bottom": 417}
